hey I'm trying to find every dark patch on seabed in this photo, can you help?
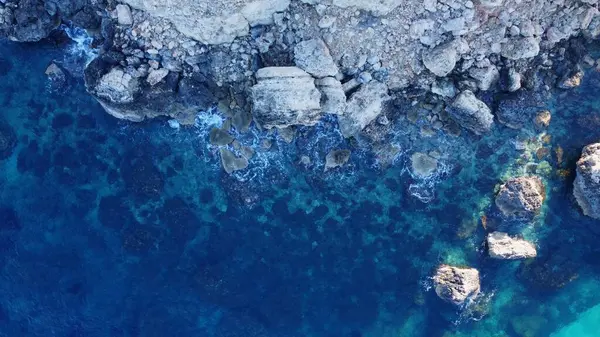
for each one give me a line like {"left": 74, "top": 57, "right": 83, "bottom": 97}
{"left": 1, "top": 37, "right": 600, "bottom": 337}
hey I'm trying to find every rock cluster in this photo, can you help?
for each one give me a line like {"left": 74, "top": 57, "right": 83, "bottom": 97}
{"left": 487, "top": 232, "right": 537, "bottom": 260}
{"left": 433, "top": 264, "right": 480, "bottom": 306}
{"left": 574, "top": 143, "right": 600, "bottom": 219}
{"left": 495, "top": 176, "right": 545, "bottom": 219}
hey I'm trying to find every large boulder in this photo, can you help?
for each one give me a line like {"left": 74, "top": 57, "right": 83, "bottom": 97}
{"left": 316, "top": 77, "right": 346, "bottom": 115}
{"left": 422, "top": 42, "right": 459, "bottom": 77}
{"left": 337, "top": 82, "right": 389, "bottom": 137}
{"left": 294, "top": 38, "right": 339, "bottom": 78}
{"left": 495, "top": 176, "right": 545, "bottom": 219}
{"left": 251, "top": 67, "right": 322, "bottom": 129}
{"left": 574, "top": 143, "right": 600, "bottom": 219}
{"left": 433, "top": 265, "right": 481, "bottom": 306}
{"left": 411, "top": 152, "right": 438, "bottom": 178}
{"left": 446, "top": 90, "right": 494, "bottom": 135}
{"left": 487, "top": 232, "right": 537, "bottom": 259}
{"left": 501, "top": 37, "right": 540, "bottom": 60}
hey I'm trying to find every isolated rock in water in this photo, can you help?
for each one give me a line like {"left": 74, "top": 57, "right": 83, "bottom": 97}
{"left": 433, "top": 265, "right": 480, "bottom": 306}
{"left": 294, "top": 39, "right": 339, "bottom": 78}
{"left": 95, "top": 68, "right": 140, "bottom": 104}
{"left": 487, "top": 232, "right": 537, "bottom": 259}
{"left": 316, "top": 77, "right": 346, "bottom": 115}
{"left": 501, "top": 37, "right": 540, "bottom": 60}
{"left": 209, "top": 127, "right": 234, "bottom": 146}
{"left": 411, "top": 152, "right": 438, "bottom": 177}
{"left": 231, "top": 108, "right": 253, "bottom": 133}
{"left": 116, "top": 4, "right": 133, "bottom": 25}
{"left": 422, "top": 42, "right": 458, "bottom": 77}
{"left": 219, "top": 148, "right": 249, "bottom": 174}
{"left": 325, "top": 149, "right": 351, "bottom": 171}
{"left": 496, "top": 176, "right": 545, "bottom": 218}
{"left": 469, "top": 66, "right": 499, "bottom": 91}
{"left": 338, "top": 82, "right": 389, "bottom": 137}
{"left": 574, "top": 143, "right": 600, "bottom": 219}
{"left": 251, "top": 67, "right": 322, "bottom": 129}
{"left": 146, "top": 69, "right": 169, "bottom": 86}
{"left": 446, "top": 90, "right": 493, "bottom": 135}
{"left": 45, "top": 62, "right": 67, "bottom": 86}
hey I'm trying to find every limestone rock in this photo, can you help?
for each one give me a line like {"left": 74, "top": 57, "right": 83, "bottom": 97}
{"left": 146, "top": 68, "right": 169, "bottom": 86}
{"left": 45, "top": 62, "right": 66, "bottom": 84}
{"left": 574, "top": 143, "right": 600, "bottom": 219}
{"left": 469, "top": 65, "right": 499, "bottom": 91}
{"left": 501, "top": 37, "right": 540, "bottom": 60}
{"left": 219, "top": 148, "right": 249, "bottom": 174}
{"left": 209, "top": 127, "right": 234, "bottom": 146}
{"left": 411, "top": 152, "right": 438, "bottom": 177}
{"left": 329, "top": 0, "right": 402, "bottom": 16}
{"left": 431, "top": 78, "right": 457, "bottom": 98}
{"left": 116, "top": 4, "right": 133, "bottom": 25}
{"left": 251, "top": 67, "right": 322, "bottom": 129}
{"left": 433, "top": 265, "right": 480, "bottom": 306}
{"left": 422, "top": 42, "right": 458, "bottom": 77}
{"left": 487, "top": 232, "right": 537, "bottom": 259}
{"left": 507, "top": 68, "right": 522, "bottom": 92}
{"left": 558, "top": 69, "right": 584, "bottom": 89}
{"left": 294, "top": 39, "right": 338, "bottom": 78}
{"left": 316, "top": 77, "right": 346, "bottom": 115}
{"left": 496, "top": 176, "right": 545, "bottom": 219}
{"left": 496, "top": 90, "right": 547, "bottom": 129}
{"left": 446, "top": 90, "right": 493, "bottom": 135}
{"left": 96, "top": 68, "right": 139, "bottom": 104}
{"left": 324, "top": 149, "right": 351, "bottom": 171}
{"left": 338, "top": 82, "right": 389, "bottom": 138}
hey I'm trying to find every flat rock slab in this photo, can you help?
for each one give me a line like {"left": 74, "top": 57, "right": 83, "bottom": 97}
{"left": 496, "top": 176, "right": 545, "bottom": 219}
{"left": 487, "top": 232, "right": 537, "bottom": 259}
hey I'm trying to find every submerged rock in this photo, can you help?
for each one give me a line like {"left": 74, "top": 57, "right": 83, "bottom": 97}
{"left": 534, "top": 110, "right": 551, "bottom": 129}
{"left": 0, "top": 119, "right": 16, "bottom": 160}
{"left": 447, "top": 90, "right": 493, "bottom": 135}
{"left": 324, "top": 149, "right": 351, "bottom": 171}
{"left": 338, "top": 82, "right": 389, "bottom": 138}
{"left": 411, "top": 152, "right": 438, "bottom": 178}
{"left": 487, "top": 232, "right": 537, "bottom": 259}
{"left": 209, "top": 127, "right": 234, "bottom": 146}
{"left": 496, "top": 90, "right": 547, "bottom": 129}
{"left": 294, "top": 38, "right": 338, "bottom": 78}
{"left": 251, "top": 67, "right": 322, "bottom": 129}
{"left": 558, "top": 69, "right": 584, "bottom": 89}
{"left": 433, "top": 265, "right": 480, "bottom": 306}
{"left": 574, "top": 143, "right": 600, "bottom": 219}
{"left": 495, "top": 176, "right": 545, "bottom": 219}
{"left": 219, "top": 148, "right": 249, "bottom": 174}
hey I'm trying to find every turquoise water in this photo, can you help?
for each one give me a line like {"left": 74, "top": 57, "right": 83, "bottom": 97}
{"left": 0, "top": 36, "right": 599, "bottom": 337}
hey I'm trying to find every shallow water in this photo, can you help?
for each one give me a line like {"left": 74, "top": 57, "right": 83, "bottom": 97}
{"left": 0, "top": 37, "right": 599, "bottom": 337}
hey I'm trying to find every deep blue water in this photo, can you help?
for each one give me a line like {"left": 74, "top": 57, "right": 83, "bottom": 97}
{"left": 0, "top": 36, "right": 600, "bottom": 337}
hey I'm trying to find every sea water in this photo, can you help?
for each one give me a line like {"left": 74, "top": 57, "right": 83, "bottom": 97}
{"left": 0, "top": 35, "right": 599, "bottom": 337}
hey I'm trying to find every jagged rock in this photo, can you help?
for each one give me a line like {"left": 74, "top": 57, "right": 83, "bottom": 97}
{"left": 411, "top": 152, "right": 438, "bottom": 177}
{"left": 446, "top": 90, "right": 493, "bottom": 135}
{"left": 251, "top": 67, "right": 322, "bottom": 129}
{"left": 45, "top": 62, "right": 66, "bottom": 84}
{"left": 146, "top": 68, "right": 169, "bottom": 86}
{"left": 487, "top": 232, "right": 537, "bottom": 259}
{"left": 294, "top": 38, "right": 338, "bottom": 78}
{"left": 558, "top": 69, "right": 584, "bottom": 89}
{"left": 278, "top": 126, "right": 296, "bottom": 143}
{"left": 507, "top": 68, "right": 522, "bottom": 92}
{"left": 316, "top": 77, "right": 346, "bottom": 115}
{"left": 496, "top": 176, "right": 545, "bottom": 219}
{"left": 534, "top": 110, "right": 551, "bottom": 129}
{"left": 422, "top": 42, "right": 458, "bottom": 77}
{"left": 219, "top": 148, "right": 249, "bottom": 174}
{"left": 324, "top": 149, "right": 351, "bottom": 171}
{"left": 501, "top": 37, "right": 540, "bottom": 60}
{"left": 431, "top": 78, "right": 457, "bottom": 97}
{"left": 116, "top": 4, "right": 133, "bottom": 25}
{"left": 209, "top": 127, "right": 234, "bottom": 146}
{"left": 433, "top": 265, "right": 481, "bottom": 306}
{"left": 95, "top": 68, "right": 140, "bottom": 104}
{"left": 469, "top": 65, "right": 499, "bottom": 91}
{"left": 574, "top": 143, "right": 600, "bottom": 219}
{"left": 231, "top": 108, "right": 252, "bottom": 132}
{"left": 338, "top": 82, "right": 389, "bottom": 138}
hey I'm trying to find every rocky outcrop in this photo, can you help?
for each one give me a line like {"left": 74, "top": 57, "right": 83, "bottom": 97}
{"left": 338, "top": 82, "right": 389, "bottom": 138}
{"left": 324, "top": 149, "right": 350, "bottom": 171}
{"left": 487, "top": 232, "right": 537, "bottom": 259}
{"left": 495, "top": 176, "right": 545, "bottom": 219}
{"left": 85, "top": 55, "right": 223, "bottom": 124}
{"left": 574, "top": 143, "right": 600, "bottom": 219}
{"left": 122, "top": 0, "right": 290, "bottom": 44}
{"left": 250, "top": 67, "right": 322, "bottom": 129}
{"left": 433, "top": 264, "right": 480, "bottom": 306}
{"left": 446, "top": 91, "right": 493, "bottom": 135}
